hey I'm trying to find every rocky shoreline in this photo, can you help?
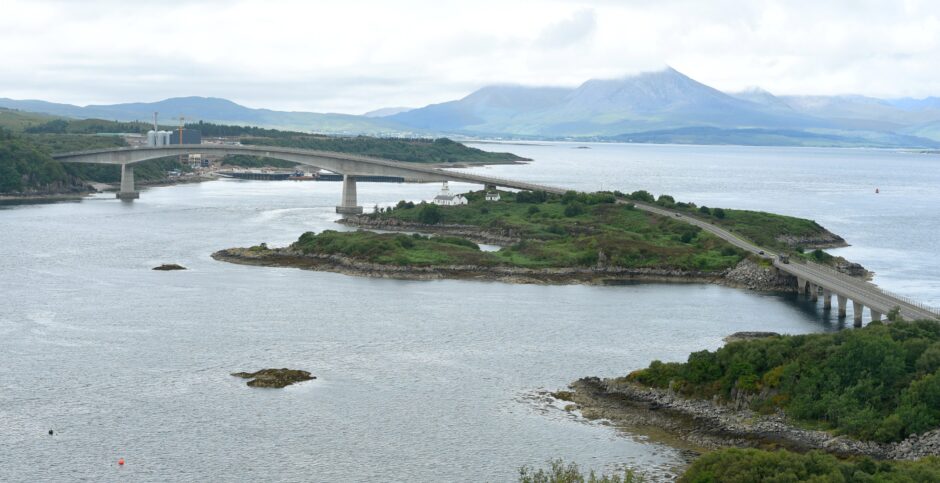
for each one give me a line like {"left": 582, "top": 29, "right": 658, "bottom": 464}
{"left": 561, "top": 377, "right": 940, "bottom": 460}
{"left": 212, "top": 246, "right": 736, "bottom": 286}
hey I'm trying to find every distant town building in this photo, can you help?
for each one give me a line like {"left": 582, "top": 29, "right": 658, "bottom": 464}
{"left": 485, "top": 191, "right": 501, "bottom": 201}
{"left": 432, "top": 181, "right": 467, "bottom": 206}
{"left": 169, "top": 128, "right": 202, "bottom": 145}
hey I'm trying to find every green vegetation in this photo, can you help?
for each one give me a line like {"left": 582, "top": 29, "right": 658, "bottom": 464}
{"left": 184, "top": 121, "right": 300, "bottom": 138}
{"left": 627, "top": 320, "right": 940, "bottom": 443}
{"left": 680, "top": 448, "right": 940, "bottom": 482}
{"left": 0, "top": 128, "right": 71, "bottom": 192}
{"left": 617, "top": 189, "right": 837, "bottom": 252}
{"left": 0, "top": 128, "right": 187, "bottom": 193}
{"left": 0, "top": 108, "right": 59, "bottom": 131}
{"left": 292, "top": 230, "right": 492, "bottom": 266}
{"left": 371, "top": 190, "right": 745, "bottom": 271}
{"left": 25, "top": 118, "right": 151, "bottom": 135}
{"left": 244, "top": 135, "right": 527, "bottom": 164}
{"left": 518, "top": 459, "right": 643, "bottom": 483}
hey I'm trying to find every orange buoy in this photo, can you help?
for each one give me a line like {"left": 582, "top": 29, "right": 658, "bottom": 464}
{"left": 118, "top": 458, "right": 125, "bottom": 466}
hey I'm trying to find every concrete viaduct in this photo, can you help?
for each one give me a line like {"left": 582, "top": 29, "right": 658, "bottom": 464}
{"left": 52, "top": 144, "right": 940, "bottom": 325}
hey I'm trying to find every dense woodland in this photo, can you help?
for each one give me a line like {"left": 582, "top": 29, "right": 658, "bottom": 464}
{"left": 628, "top": 320, "right": 940, "bottom": 443}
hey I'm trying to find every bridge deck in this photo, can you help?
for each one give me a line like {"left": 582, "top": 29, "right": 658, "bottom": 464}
{"left": 53, "top": 144, "right": 939, "bottom": 322}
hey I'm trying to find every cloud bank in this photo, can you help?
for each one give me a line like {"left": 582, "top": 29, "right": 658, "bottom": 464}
{"left": 1, "top": 0, "right": 939, "bottom": 113}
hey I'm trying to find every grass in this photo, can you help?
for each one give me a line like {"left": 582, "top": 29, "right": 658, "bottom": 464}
{"left": 365, "top": 191, "right": 747, "bottom": 272}
{"left": 293, "top": 230, "right": 496, "bottom": 267}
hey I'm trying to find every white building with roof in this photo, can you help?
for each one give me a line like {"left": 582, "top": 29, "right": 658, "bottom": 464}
{"left": 432, "top": 181, "right": 468, "bottom": 206}
{"left": 485, "top": 191, "right": 501, "bottom": 201}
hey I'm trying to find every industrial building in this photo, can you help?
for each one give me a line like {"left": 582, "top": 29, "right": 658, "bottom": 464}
{"left": 169, "top": 129, "right": 202, "bottom": 145}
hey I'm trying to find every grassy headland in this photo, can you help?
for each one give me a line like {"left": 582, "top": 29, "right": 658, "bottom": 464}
{"left": 362, "top": 190, "right": 744, "bottom": 271}
{"left": 215, "top": 189, "right": 848, "bottom": 286}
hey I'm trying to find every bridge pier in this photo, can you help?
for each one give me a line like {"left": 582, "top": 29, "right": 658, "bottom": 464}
{"left": 809, "top": 283, "right": 818, "bottom": 302}
{"left": 822, "top": 289, "right": 832, "bottom": 310}
{"left": 335, "top": 175, "right": 363, "bottom": 215}
{"left": 871, "top": 309, "right": 882, "bottom": 322}
{"left": 795, "top": 277, "right": 806, "bottom": 295}
{"left": 853, "top": 300, "right": 864, "bottom": 327}
{"left": 837, "top": 295, "right": 848, "bottom": 317}
{"left": 116, "top": 164, "right": 139, "bottom": 200}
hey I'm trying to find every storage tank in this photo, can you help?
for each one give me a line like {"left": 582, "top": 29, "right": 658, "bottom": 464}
{"left": 158, "top": 131, "right": 171, "bottom": 146}
{"left": 146, "top": 130, "right": 157, "bottom": 146}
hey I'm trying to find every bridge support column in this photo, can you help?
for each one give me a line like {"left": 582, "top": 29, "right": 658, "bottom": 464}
{"left": 871, "top": 309, "right": 882, "bottom": 322}
{"left": 796, "top": 277, "right": 807, "bottom": 295}
{"left": 116, "top": 164, "right": 139, "bottom": 200}
{"left": 809, "top": 283, "right": 818, "bottom": 302}
{"left": 853, "top": 300, "right": 864, "bottom": 327}
{"left": 335, "top": 175, "right": 363, "bottom": 215}
{"left": 822, "top": 289, "right": 832, "bottom": 310}
{"left": 837, "top": 295, "right": 847, "bottom": 317}
{"left": 484, "top": 183, "right": 497, "bottom": 191}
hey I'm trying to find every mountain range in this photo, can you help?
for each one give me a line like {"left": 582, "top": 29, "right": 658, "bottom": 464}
{"left": 4, "top": 67, "right": 940, "bottom": 147}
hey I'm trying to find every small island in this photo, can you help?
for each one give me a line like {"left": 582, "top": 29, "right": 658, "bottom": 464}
{"left": 214, "top": 189, "right": 862, "bottom": 289}
{"left": 231, "top": 368, "right": 315, "bottom": 388}
{"left": 153, "top": 263, "right": 187, "bottom": 271}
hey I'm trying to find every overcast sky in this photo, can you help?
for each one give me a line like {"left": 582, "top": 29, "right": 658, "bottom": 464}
{"left": 2, "top": 0, "right": 939, "bottom": 113}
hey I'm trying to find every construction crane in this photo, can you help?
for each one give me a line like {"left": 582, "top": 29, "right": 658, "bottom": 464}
{"left": 172, "top": 116, "right": 186, "bottom": 144}
{"left": 172, "top": 116, "right": 187, "bottom": 166}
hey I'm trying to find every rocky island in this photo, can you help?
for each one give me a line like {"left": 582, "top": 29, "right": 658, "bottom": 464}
{"left": 214, "top": 189, "right": 865, "bottom": 290}
{"left": 153, "top": 263, "right": 187, "bottom": 271}
{"left": 232, "top": 368, "right": 315, "bottom": 388}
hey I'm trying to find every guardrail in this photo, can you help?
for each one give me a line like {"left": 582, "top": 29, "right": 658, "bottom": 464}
{"left": 786, "top": 256, "right": 940, "bottom": 316}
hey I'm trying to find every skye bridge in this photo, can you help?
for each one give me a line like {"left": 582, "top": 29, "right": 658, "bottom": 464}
{"left": 52, "top": 144, "right": 940, "bottom": 325}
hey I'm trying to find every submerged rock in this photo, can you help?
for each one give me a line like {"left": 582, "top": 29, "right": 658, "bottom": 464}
{"left": 153, "top": 264, "right": 187, "bottom": 271}
{"left": 231, "top": 368, "right": 315, "bottom": 388}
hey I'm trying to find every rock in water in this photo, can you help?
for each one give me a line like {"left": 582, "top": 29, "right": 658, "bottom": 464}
{"left": 231, "top": 368, "right": 315, "bottom": 388}
{"left": 153, "top": 264, "right": 187, "bottom": 271}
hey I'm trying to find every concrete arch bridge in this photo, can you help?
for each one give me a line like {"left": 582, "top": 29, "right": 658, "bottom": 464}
{"left": 51, "top": 144, "right": 564, "bottom": 214}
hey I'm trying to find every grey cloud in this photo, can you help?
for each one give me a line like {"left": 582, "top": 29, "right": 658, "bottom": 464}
{"left": 536, "top": 9, "right": 596, "bottom": 48}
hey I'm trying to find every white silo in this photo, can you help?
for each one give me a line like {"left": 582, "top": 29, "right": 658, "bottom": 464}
{"left": 147, "top": 130, "right": 157, "bottom": 146}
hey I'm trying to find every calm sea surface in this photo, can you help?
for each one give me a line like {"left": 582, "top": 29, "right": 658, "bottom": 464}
{"left": 1, "top": 142, "right": 938, "bottom": 482}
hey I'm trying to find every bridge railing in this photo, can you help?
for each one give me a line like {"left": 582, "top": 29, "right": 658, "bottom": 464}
{"left": 787, "top": 256, "right": 940, "bottom": 316}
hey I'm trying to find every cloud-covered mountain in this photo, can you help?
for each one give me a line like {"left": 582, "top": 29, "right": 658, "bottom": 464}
{"left": 4, "top": 67, "right": 940, "bottom": 147}
{"left": 390, "top": 67, "right": 833, "bottom": 137}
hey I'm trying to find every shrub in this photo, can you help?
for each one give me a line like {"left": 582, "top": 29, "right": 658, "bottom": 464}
{"left": 712, "top": 207, "right": 726, "bottom": 219}
{"left": 564, "top": 203, "right": 586, "bottom": 217}
{"left": 698, "top": 206, "right": 711, "bottom": 215}
{"left": 656, "top": 194, "right": 675, "bottom": 207}
{"left": 417, "top": 203, "right": 442, "bottom": 224}
{"left": 628, "top": 190, "right": 655, "bottom": 203}
{"left": 519, "top": 459, "right": 643, "bottom": 483}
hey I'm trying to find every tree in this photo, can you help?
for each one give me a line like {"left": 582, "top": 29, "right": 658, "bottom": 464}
{"left": 417, "top": 203, "right": 442, "bottom": 224}
{"left": 712, "top": 207, "right": 726, "bottom": 219}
